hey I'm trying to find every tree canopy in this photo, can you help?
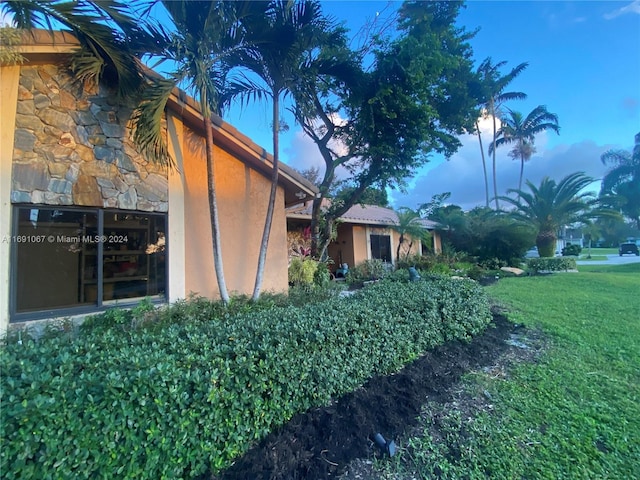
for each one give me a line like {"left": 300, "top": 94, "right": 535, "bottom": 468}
{"left": 291, "top": 0, "right": 481, "bottom": 259}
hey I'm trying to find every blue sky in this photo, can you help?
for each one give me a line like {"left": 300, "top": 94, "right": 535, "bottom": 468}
{"left": 225, "top": 0, "right": 640, "bottom": 211}
{"left": 3, "top": 1, "right": 637, "bottom": 211}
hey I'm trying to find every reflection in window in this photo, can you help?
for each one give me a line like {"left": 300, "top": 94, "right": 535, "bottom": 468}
{"left": 370, "top": 234, "right": 391, "bottom": 263}
{"left": 13, "top": 207, "right": 166, "bottom": 316}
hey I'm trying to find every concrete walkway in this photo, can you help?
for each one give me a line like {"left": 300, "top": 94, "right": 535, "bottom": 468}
{"left": 576, "top": 254, "right": 640, "bottom": 266}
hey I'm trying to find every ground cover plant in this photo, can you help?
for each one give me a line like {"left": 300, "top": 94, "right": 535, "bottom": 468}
{"left": 0, "top": 277, "right": 492, "bottom": 479}
{"left": 373, "top": 263, "right": 639, "bottom": 479}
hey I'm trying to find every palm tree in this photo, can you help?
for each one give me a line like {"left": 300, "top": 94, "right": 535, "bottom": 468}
{"left": 224, "top": 0, "right": 330, "bottom": 300}
{"left": 476, "top": 58, "right": 528, "bottom": 209}
{"left": 498, "top": 172, "right": 614, "bottom": 257}
{"left": 391, "top": 208, "right": 429, "bottom": 262}
{"left": 1, "top": 0, "right": 157, "bottom": 97}
{"left": 133, "top": 1, "right": 261, "bottom": 304}
{"left": 600, "top": 132, "right": 640, "bottom": 229}
{"left": 490, "top": 105, "right": 560, "bottom": 193}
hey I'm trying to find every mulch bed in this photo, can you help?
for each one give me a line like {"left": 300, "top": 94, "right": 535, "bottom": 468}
{"left": 211, "top": 313, "right": 516, "bottom": 480}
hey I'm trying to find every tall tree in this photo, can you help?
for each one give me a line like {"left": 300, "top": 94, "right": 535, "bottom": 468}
{"left": 473, "top": 59, "right": 493, "bottom": 208}
{"left": 477, "top": 58, "right": 528, "bottom": 209}
{"left": 498, "top": 172, "right": 615, "bottom": 257}
{"left": 132, "top": 1, "right": 261, "bottom": 303}
{"left": 334, "top": 185, "right": 389, "bottom": 207}
{"left": 293, "top": 1, "right": 480, "bottom": 260}
{"left": 224, "top": 0, "right": 330, "bottom": 300}
{"left": 600, "top": 132, "right": 640, "bottom": 229}
{"left": 490, "top": 105, "right": 560, "bottom": 193}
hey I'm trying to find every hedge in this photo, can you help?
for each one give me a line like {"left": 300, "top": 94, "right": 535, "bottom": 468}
{"left": 1, "top": 277, "right": 492, "bottom": 479}
{"left": 526, "top": 256, "right": 577, "bottom": 273}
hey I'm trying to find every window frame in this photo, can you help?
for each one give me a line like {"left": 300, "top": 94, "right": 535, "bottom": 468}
{"left": 9, "top": 205, "right": 168, "bottom": 323}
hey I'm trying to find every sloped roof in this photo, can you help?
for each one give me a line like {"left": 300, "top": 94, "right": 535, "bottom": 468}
{"left": 286, "top": 201, "right": 440, "bottom": 230}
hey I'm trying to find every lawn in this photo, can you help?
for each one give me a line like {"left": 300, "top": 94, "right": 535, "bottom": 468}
{"left": 376, "top": 264, "right": 640, "bottom": 479}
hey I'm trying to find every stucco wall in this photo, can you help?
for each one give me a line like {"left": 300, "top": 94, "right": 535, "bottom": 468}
{"left": 1, "top": 57, "right": 291, "bottom": 330}
{"left": 181, "top": 127, "right": 288, "bottom": 298}
{"left": 0, "top": 64, "right": 21, "bottom": 333}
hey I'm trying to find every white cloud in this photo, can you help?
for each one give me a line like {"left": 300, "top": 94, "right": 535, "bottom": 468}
{"left": 284, "top": 113, "right": 619, "bottom": 212}
{"left": 389, "top": 118, "right": 614, "bottom": 211}
{"left": 604, "top": 0, "right": 640, "bottom": 20}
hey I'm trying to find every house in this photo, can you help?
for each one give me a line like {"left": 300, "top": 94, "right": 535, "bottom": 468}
{"left": 286, "top": 201, "right": 442, "bottom": 272}
{"left": 0, "top": 30, "right": 316, "bottom": 332}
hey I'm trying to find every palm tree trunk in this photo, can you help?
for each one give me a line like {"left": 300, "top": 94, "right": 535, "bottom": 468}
{"left": 491, "top": 101, "right": 500, "bottom": 210}
{"left": 476, "top": 120, "right": 490, "bottom": 208}
{"left": 518, "top": 138, "right": 525, "bottom": 194}
{"left": 536, "top": 230, "right": 556, "bottom": 258}
{"left": 252, "top": 91, "right": 280, "bottom": 301}
{"left": 204, "top": 116, "right": 230, "bottom": 304}
{"left": 518, "top": 155, "right": 525, "bottom": 193}
{"left": 396, "top": 233, "right": 404, "bottom": 264}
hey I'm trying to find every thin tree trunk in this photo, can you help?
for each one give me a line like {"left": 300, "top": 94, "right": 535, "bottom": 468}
{"left": 491, "top": 101, "right": 500, "bottom": 210}
{"left": 476, "top": 120, "right": 489, "bottom": 208}
{"left": 252, "top": 91, "right": 280, "bottom": 301}
{"left": 204, "top": 116, "right": 230, "bottom": 304}
{"left": 396, "top": 234, "right": 404, "bottom": 265}
{"left": 518, "top": 155, "right": 525, "bottom": 192}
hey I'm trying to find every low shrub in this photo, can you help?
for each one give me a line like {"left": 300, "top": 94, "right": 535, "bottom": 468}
{"left": 288, "top": 257, "right": 319, "bottom": 286}
{"left": 1, "top": 278, "right": 492, "bottom": 479}
{"left": 346, "top": 258, "right": 390, "bottom": 283}
{"left": 526, "top": 257, "right": 577, "bottom": 273}
{"left": 561, "top": 244, "right": 582, "bottom": 256}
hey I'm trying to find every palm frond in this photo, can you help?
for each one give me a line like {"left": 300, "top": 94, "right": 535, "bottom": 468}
{"left": 131, "top": 76, "right": 176, "bottom": 168}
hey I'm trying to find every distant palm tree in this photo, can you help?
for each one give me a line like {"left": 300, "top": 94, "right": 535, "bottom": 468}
{"left": 476, "top": 58, "right": 528, "bottom": 209}
{"left": 391, "top": 208, "right": 428, "bottom": 262}
{"left": 1, "top": 0, "right": 157, "bottom": 97}
{"left": 224, "top": 0, "right": 330, "bottom": 300}
{"left": 491, "top": 105, "right": 560, "bottom": 193}
{"left": 600, "top": 132, "right": 640, "bottom": 228}
{"left": 498, "top": 172, "right": 614, "bottom": 257}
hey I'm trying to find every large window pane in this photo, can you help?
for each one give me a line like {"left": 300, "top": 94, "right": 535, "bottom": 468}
{"left": 101, "top": 212, "right": 166, "bottom": 302}
{"left": 13, "top": 207, "right": 167, "bottom": 318}
{"left": 370, "top": 234, "right": 391, "bottom": 263}
{"left": 15, "top": 207, "right": 98, "bottom": 312}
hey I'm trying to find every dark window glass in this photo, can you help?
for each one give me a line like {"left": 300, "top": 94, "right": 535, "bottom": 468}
{"left": 15, "top": 207, "right": 97, "bottom": 312}
{"left": 101, "top": 211, "right": 166, "bottom": 302}
{"left": 370, "top": 234, "right": 391, "bottom": 263}
{"left": 13, "top": 207, "right": 166, "bottom": 316}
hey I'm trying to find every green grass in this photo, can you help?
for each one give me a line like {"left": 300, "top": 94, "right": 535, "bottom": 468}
{"left": 378, "top": 265, "right": 640, "bottom": 479}
{"left": 584, "top": 247, "right": 619, "bottom": 255}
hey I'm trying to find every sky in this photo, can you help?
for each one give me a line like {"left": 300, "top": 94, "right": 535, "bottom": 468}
{"left": 224, "top": 0, "right": 640, "bottom": 211}
{"left": 2, "top": 1, "right": 638, "bottom": 211}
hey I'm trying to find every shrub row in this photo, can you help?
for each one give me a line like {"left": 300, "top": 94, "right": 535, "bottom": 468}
{"left": 526, "top": 256, "right": 577, "bottom": 273}
{"left": 1, "top": 277, "right": 492, "bottom": 479}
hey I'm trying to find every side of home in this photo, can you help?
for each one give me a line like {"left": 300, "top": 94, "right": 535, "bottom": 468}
{"left": 286, "top": 202, "right": 442, "bottom": 273}
{"left": 0, "top": 30, "right": 315, "bottom": 332}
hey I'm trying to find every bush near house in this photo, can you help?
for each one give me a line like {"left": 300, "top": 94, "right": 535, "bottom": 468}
{"left": 1, "top": 278, "right": 492, "bottom": 479}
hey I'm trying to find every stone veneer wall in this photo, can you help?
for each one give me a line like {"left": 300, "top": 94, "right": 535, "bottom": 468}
{"left": 11, "top": 64, "right": 168, "bottom": 212}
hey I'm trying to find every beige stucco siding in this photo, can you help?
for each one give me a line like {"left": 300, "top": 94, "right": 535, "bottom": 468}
{"left": 0, "top": 65, "right": 21, "bottom": 333}
{"left": 351, "top": 225, "right": 368, "bottom": 266}
{"left": 181, "top": 127, "right": 288, "bottom": 298}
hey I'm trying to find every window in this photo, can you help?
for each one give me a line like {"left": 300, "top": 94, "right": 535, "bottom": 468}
{"left": 370, "top": 234, "right": 391, "bottom": 263}
{"left": 11, "top": 206, "right": 166, "bottom": 320}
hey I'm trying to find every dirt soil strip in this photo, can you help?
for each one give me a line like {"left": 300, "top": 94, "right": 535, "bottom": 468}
{"left": 212, "top": 314, "right": 514, "bottom": 480}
